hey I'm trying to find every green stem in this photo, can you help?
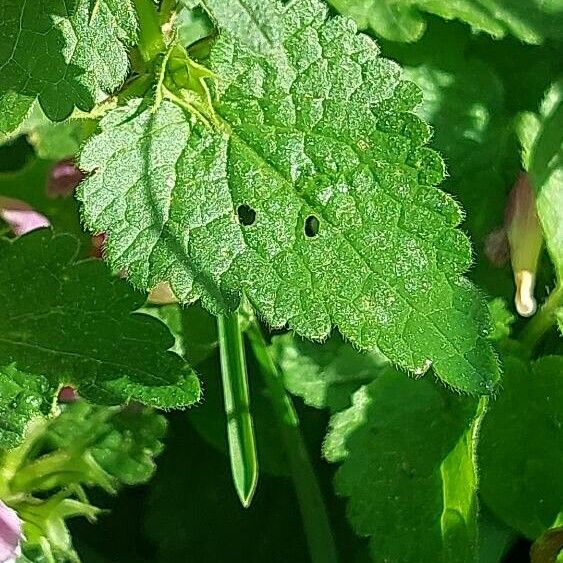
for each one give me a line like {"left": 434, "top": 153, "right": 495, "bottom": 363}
{"left": 246, "top": 319, "right": 339, "bottom": 563}
{"left": 133, "top": 0, "right": 166, "bottom": 62}
{"left": 519, "top": 284, "right": 563, "bottom": 349}
{"left": 217, "top": 313, "right": 258, "bottom": 508}
{"left": 159, "top": 0, "right": 178, "bottom": 25}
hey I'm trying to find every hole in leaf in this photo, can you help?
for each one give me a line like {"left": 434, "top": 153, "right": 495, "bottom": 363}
{"left": 304, "top": 215, "right": 320, "bottom": 238}
{"left": 237, "top": 204, "right": 256, "bottom": 226}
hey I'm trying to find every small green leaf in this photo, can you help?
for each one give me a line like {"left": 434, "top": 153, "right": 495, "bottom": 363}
{"left": 0, "top": 0, "right": 138, "bottom": 124}
{"left": 0, "top": 230, "right": 200, "bottom": 417}
{"left": 325, "top": 372, "right": 480, "bottom": 562}
{"left": 0, "top": 92, "right": 34, "bottom": 138}
{"left": 0, "top": 365, "right": 55, "bottom": 449}
{"left": 175, "top": 3, "right": 214, "bottom": 47}
{"left": 479, "top": 355, "right": 563, "bottom": 539}
{"left": 47, "top": 401, "right": 167, "bottom": 486}
{"left": 78, "top": 0, "right": 499, "bottom": 393}
{"left": 272, "top": 334, "right": 386, "bottom": 412}
{"left": 487, "top": 298, "right": 515, "bottom": 341}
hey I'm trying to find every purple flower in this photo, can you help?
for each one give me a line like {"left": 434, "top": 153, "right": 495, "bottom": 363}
{"left": 0, "top": 501, "right": 22, "bottom": 563}
{"left": 46, "top": 159, "right": 85, "bottom": 198}
{"left": 0, "top": 197, "right": 50, "bottom": 236}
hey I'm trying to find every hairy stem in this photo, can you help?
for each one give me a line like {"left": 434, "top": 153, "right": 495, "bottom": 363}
{"left": 246, "top": 319, "right": 339, "bottom": 563}
{"left": 519, "top": 284, "right": 563, "bottom": 349}
{"left": 217, "top": 313, "right": 258, "bottom": 508}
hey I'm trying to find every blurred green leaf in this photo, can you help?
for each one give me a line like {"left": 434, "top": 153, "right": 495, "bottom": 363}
{"left": 328, "top": 0, "right": 563, "bottom": 44}
{"left": 518, "top": 80, "right": 563, "bottom": 279}
{"left": 272, "top": 334, "right": 386, "bottom": 412}
{"left": 479, "top": 354, "right": 563, "bottom": 539}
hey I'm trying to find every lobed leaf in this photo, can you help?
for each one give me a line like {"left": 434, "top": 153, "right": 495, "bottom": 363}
{"left": 46, "top": 401, "right": 168, "bottom": 486}
{"left": 78, "top": 0, "right": 499, "bottom": 393}
{"left": 0, "top": 230, "right": 200, "bottom": 420}
{"left": 325, "top": 371, "right": 480, "bottom": 562}
{"left": 0, "top": 0, "right": 138, "bottom": 128}
{"left": 272, "top": 334, "right": 386, "bottom": 412}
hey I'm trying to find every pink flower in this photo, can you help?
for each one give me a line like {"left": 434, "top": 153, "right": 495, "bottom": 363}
{"left": 0, "top": 197, "right": 50, "bottom": 236}
{"left": 502, "top": 173, "right": 543, "bottom": 317}
{"left": 484, "top": 173, "right": 543, "bottom": 317}
{"left": 0, "top": 501, "right": 22, "bottom": 563}
{"left": 46, "top": 159, "right": 85, "bottom": 198}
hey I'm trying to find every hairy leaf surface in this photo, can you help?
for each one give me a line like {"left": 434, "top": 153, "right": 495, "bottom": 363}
{"left": 78, "top": 0, "right": 499, "bottom": 392}
{"left": 0, "top": 0, "right": 138, "bottom": 127}
{"left": 0, "top": 231, "right": 200, "bottom": 413}
{"left": 0, "top": 365, "right": 54, "bottom": 449}
{"left": 199, "top": 0, "right": 282, "bottom": 53}
{"left": 325, "top": 371, "right": 480, "bottom": 562}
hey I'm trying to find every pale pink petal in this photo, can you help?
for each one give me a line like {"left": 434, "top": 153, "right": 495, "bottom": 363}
{"left": 0, "top": 501, "right": 22, "bottom": 563}
{"left": 0, "top": 197, "right": 50, "bottom": 236}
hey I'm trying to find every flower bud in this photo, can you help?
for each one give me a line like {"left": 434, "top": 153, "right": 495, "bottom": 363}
{"left": 0, "top": 501, "right": 22, "bottom": 563}
{"left": 505, "top": 173, "right": 543, "bottom": 317}
{"left": 58, "top": 385, "right": 79, "bottom": 403}
{"left": 46, "top": 159, "right": 85, "bottom": 198}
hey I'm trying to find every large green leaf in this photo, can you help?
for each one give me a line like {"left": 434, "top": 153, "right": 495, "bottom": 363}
{"left": 325, "top": 371, "right": 480, "bottom": 562}
{"left": 479, "top": 355, "right": 563, "bottom": 539}
{"left": 0, "top": 0, "right": 138, "bottom": 128}
{"left": 328, "top": 0, "right": 563, "bottom": 44}
{"left": 0, "top": 230, "right": 200, "bottom": 421}
{"left": 78, "top": 0, "right": 499, "bottom": 393}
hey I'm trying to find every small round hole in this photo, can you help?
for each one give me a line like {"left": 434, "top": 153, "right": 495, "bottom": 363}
{"left": 304, "top": 215, "right": 320, "bottom": 238}
{"left": 237, "top": 204, "right": 256, "bottom": 226}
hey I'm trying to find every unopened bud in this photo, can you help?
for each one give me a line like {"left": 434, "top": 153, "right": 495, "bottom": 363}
{"left": 484, "top": 228, "right": 509, "bottom": 267}
{"left": 58, "top": 385, "right": 79, "bottom": 403}
{"left": 505, "top": 173, "right": 543, "bottom": 317}
{"left": 46, "top": 159, "right": 85, "bottom": 198}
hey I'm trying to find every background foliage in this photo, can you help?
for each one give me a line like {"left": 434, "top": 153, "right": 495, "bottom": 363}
{"left": 0, "top": 0, "right": 562, "bottom": 561}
